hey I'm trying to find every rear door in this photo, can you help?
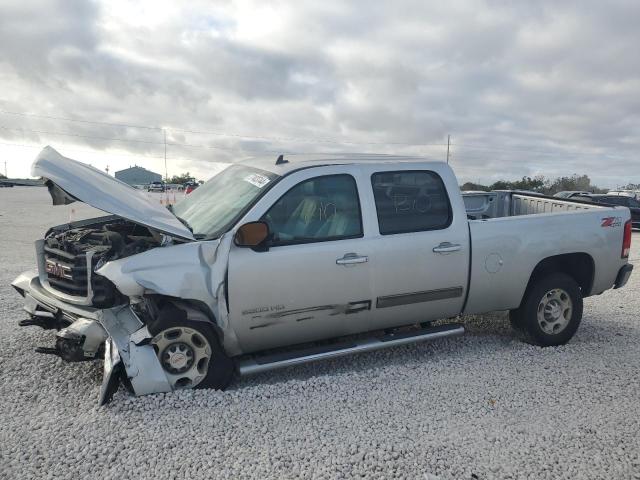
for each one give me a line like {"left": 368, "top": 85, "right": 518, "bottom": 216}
{"left": 227, "top": 166, "right": 374, "bottom": 353}
{"left": 360, "top": 165, "right": 471, "bottom": 329}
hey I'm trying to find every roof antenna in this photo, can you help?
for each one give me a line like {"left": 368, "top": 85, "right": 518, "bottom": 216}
{"left": 275, "top": 154, "right": 288, "bottom": 165}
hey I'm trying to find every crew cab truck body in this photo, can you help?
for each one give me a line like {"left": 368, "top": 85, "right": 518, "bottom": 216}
{"left": 12, "top": 147, "right": 634, "bottom": 404}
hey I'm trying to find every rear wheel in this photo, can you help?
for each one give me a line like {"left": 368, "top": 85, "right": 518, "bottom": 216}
{"left": 510, "top": 273, "right": 583, "bottom": 347}
{"left": 148, "top": 306, "right": 234, "bottom": 391}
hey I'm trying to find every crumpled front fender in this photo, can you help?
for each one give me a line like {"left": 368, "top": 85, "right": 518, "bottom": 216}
{"left": 100, "top": 338, "right": 124, "bottom": 405}
{"left": 97, "top": 306, "right": 172, "bottom": 405}
{"left": 96, "top": 241, "right": 218, "bottom": 300}
{"left": 12, "top": 270, "right": 173, "bottom": 404}
{"left": 97, "top": 233, "right": 240, "bottom": 355}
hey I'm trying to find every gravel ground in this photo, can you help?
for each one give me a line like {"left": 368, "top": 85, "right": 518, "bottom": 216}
{"left": 1, "top": 187, "right": 639, "bottom": 480}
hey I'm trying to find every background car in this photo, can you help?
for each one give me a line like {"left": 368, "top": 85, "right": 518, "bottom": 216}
{"left": 577, "top": 194, "right": 640, "bottom": 228}
{"left": 184, "top": 181, "right": 199, "bottom": 194}
{"left": 606, "top": 190, "right": 640, "bottom": 200}
{"left": 553, "top": 191, "right": 591, "bottom": 198}
{"left": 147, "top": 181, "right": 165, "bottom": 192}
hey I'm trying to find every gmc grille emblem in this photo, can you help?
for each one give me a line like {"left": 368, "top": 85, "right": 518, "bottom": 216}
{"left": 45, "top": 259, "right": 73, "bottom": 280}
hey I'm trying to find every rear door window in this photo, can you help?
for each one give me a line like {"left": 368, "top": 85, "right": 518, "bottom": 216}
{"left": 371, "top": 171, "right": 452, "bottom": 235}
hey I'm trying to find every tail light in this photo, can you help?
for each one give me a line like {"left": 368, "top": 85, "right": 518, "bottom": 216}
{"left": 622, "top": 219, "right": 632, "bottom": 258}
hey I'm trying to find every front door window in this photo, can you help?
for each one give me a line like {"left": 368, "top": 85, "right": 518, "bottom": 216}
{"left": 262, "top": 174, "right": 363, "bottom": 245}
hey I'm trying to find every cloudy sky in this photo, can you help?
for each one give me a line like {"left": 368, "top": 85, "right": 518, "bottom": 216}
{"left": 0, "top": 0, "right": 638, "bottom": 187}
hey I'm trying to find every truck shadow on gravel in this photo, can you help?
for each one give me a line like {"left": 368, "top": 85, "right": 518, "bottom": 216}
{"left": 9, "top": 309, "right": 636, "bottom": 403}
{"left": 231, "top": 312, "right": 638, "bottom": 392}
{"left": 231, "top": 315, "right": 512, "bottom": 390}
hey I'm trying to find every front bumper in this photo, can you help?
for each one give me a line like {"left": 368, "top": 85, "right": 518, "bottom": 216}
{"left": 614, "top": 264, "right": 633, "bottom": 289}
{"left": 12, "top": 271, "right": 172, "bottom": 404}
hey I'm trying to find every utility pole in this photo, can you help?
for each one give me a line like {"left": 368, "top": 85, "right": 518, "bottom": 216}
{"left": 446, "top": 135, "right": 451, "bottom": 164}
{"left": 4, "top": 160, "right": 6, "bottom": 178}
{"left": 163, "top": 129, "right": 168, "bottom": 182}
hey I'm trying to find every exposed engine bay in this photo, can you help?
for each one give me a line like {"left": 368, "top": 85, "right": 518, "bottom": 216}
{"left": 43, "top": 216, "right": 162, "bottom": 308}
{"left": 46, "top": 218, "right": 160, "bottom": 263}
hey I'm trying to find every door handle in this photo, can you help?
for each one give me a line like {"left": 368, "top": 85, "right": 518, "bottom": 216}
{"left": 336, "top": 253, "right": 369, "bottom": 266}
{"left": 433, "top": 242, "right": 462, "bottom": 254}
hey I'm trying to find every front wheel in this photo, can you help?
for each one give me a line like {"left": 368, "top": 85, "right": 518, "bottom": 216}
{"left": 148, "top": 307, "right": 234, "bottom": 391}
{"left": 510, "top": 273, "right": 583, "bottom": 347}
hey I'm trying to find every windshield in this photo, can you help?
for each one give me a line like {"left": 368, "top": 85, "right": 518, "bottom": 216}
{"left": 171, "top": 164, "right": 280, "bottom": 239}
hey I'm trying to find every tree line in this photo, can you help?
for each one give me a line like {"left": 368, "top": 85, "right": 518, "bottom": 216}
{"left": 460, "top": 174, "right": 610, "bottom": 195}
{"left": 167, "top": 172, "right": 202, "bottom": 184}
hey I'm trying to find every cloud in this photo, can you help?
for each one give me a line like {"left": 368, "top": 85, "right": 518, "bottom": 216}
{"left": 0, "top": 0, "right": 638, "bottom": 187}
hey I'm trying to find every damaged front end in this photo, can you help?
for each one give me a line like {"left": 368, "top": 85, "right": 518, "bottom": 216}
{"left": 13, "top": 146, "right": 235, "bottom": 404}
{"left": 12, "top": 228, "right": 236, "bottom": 405}
{"left": 13, "top": 271, "right": 172, "bottom": 405}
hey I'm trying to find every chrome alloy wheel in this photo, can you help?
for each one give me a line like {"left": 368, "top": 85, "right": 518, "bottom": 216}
{"left": 151, "top": 327, "right": 212, "bottom": 389}
{"left": 537, "top": 288, "right": 573, "bottom": 335}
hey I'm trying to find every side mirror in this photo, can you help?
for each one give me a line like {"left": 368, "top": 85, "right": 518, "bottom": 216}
{"left": 234, "top": 221, "right": 269, "bottom": 248}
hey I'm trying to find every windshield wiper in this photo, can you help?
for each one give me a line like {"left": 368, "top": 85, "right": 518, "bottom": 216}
{"left": 175, "top": 215, "right": 194, "bottom": 234}
{"left": 167, "top": 205, "right": 198, "bottom": 235}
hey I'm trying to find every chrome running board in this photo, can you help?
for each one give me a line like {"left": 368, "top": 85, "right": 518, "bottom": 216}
{"left": 237, "top": 323, "right": 464, "bottom": 376}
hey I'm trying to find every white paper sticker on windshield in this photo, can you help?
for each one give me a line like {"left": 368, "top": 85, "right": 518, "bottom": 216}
{"left": 243, "top": 173, "right": 271, "bottom": 188}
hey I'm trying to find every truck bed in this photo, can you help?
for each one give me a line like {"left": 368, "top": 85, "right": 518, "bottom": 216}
{"left": 463, "top": 190, "right": 602, "bottom": 219}
{"left": 461, "top": 190, "right": 626, "bottom": 316}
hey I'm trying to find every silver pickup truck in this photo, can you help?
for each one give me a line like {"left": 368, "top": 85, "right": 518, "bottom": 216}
{"left": 13, "top": 147, "right": 634, "bottom": 404}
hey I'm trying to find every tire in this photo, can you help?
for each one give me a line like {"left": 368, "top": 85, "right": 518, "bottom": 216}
{"left": 147, "top": 305, "right": 234, "bottom": 391}
{"left": 510, "top": 272, "right": 583, "bottom": 347}
{"left": 508, "top": 309, "right": 524, "bottom": 332}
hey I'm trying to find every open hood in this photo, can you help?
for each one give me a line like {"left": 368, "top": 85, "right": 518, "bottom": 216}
{"left": 32, "top": 146, "right": 195, "bottom": 240}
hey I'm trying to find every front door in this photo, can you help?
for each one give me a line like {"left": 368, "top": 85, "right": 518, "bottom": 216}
{"left": 227, "top": 172, "right": 373, "bottom": 353}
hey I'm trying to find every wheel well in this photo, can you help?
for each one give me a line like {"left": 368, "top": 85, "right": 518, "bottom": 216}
{"left": 144, "top": 295, "right": 223, "bottom": 341}
{"left": 523, "top": 253, "right": 595, "bottom": 303}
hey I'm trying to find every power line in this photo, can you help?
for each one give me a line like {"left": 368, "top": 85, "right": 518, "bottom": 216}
{"left": 168, "top": 126, "right": 449, "bottom": 147}
{"left": 452, "top": 148, "right": 630, "bottom": 160}
{"left": 0, "top": 141, "right": 166, "bottom": 160}
{"left": 167, "top": 141, "right": 249, "bottom": 152}
{"left": 0, "top": 109, "right": 447, "bottom": 148}
{"left": 450, "top": 142, "right": 620, "bottom": 157}
{"left": 0, "top": 125, "right": 241, "bottom": 153}
{"left": 0, "top": 125, "right": 162, "bottom": 146}
{"left": 2, "top": 123, "right": 634, "bottom": 161}
{"left": 0, "top": 124, "right": 436, "bottom": 154}
{"left": 1, "top": 109, "right": 636, "bottom": 159}
{"left": 0, "top": 109, "right": 162, "bottom": 131}
{"left": 0, "top": 132, "right": 286, "bottom": 157}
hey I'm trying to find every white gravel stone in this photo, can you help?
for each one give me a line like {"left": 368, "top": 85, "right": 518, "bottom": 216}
{"left": 1, "top": 187, "right": 639, "bottom": 479}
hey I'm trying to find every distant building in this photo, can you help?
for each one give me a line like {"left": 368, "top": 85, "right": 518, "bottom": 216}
{"left": 115, "top": 165, "right": 162, "bottom": 186}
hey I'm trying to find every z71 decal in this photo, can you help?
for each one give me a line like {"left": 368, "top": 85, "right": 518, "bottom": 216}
{"left": 601, "top": 217, "right": 623, "bottom": 228}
